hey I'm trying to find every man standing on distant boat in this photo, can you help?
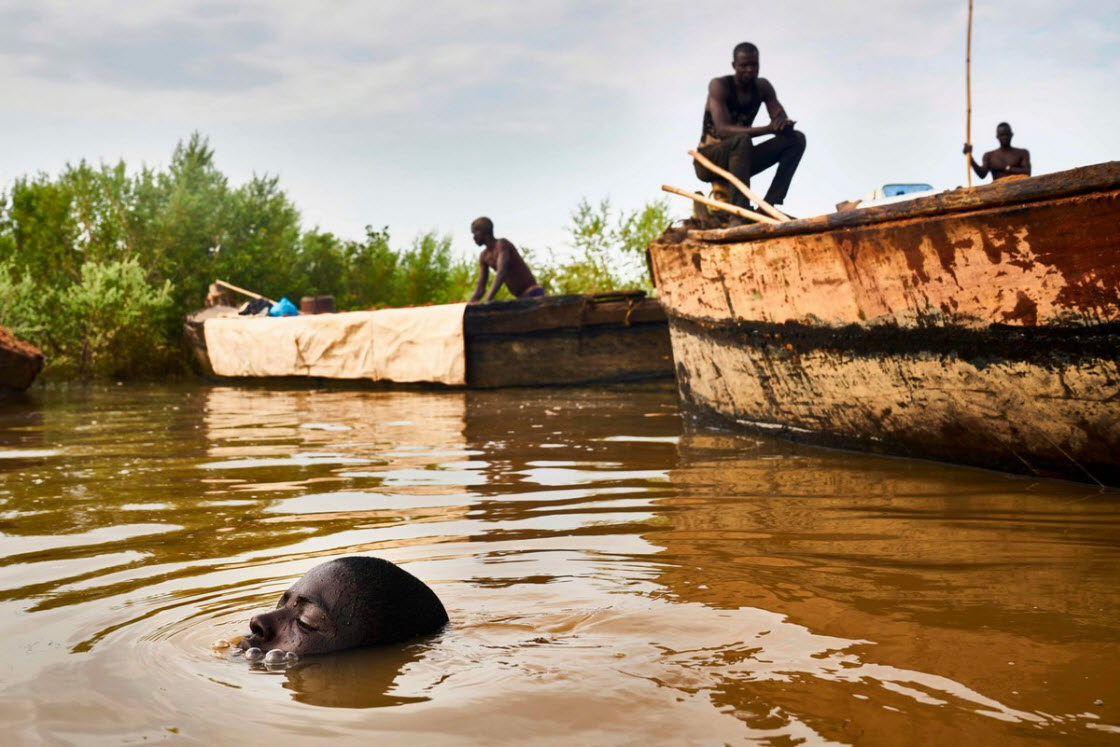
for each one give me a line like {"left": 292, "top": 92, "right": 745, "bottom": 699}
{"left": 963, "top": 123, "right": 1031, "bottom": 181}
{"left": 693, "top": 41, "right": 806, "bottom": 222}
{"left": 468, "top": 217, "right": 545, "bottom": 303}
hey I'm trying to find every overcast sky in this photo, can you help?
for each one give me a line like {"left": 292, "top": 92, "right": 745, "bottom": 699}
{"left": 2, "top": 0, "right": 1117, "bottom": 258}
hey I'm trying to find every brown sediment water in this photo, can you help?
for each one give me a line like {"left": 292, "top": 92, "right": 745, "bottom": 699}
{"left": 0, "top": 382, "right": 1117, "bottom": 744}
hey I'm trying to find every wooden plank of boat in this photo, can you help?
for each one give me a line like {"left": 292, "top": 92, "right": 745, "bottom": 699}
{"left": 648, "top": 162, "right": 1120, "bottom": 485}
{"left": 0, "top": 325, "right": 45, "bottom": 393}
{"left": 464, "top": 292, "right": 674, "bottom": 388}
{"left": 184, "top": 291, "right": 674, "bottom": 388}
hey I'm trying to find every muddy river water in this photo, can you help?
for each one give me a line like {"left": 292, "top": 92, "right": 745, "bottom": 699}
{"left": 0, "top": 382, "right": 1117, "bottom": 744}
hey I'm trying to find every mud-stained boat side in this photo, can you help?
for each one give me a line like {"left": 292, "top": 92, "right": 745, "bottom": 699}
{"left": 649, "top": 162, "right": 1120, "bottom": 485}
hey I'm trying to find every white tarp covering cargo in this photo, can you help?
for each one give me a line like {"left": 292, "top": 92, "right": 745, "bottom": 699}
{"left": 203, "top": 304, "right": 467, "bottom": 385}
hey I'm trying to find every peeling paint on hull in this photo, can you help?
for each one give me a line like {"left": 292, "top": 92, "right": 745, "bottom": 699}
{"left": 650, "top": 162, "right": 1120, "bottom": 485}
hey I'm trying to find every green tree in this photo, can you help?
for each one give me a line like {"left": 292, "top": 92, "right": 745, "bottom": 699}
{"left": 216, "top": 173, "right": 303, "bottom": 300}
{"left": 343, "top": 226, "right": 398, "bottom": 308}
{"left": 149, "top": 133, "right": 230, "bottom": 313}
{"left": 2, "top": 173, "right": 81, "bottom": 284}
{"left": 394, "top": 232, "right": 474, "bottom": 306}
{"left": 536, "top": 197, "right": 674, "bottom": 295}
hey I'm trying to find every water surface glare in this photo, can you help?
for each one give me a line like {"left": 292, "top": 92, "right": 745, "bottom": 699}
{"left": 0, "top": 382, "right": 1118, "bottom": 744}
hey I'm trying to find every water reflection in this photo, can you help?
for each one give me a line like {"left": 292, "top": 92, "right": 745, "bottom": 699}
{"left": 280, "top": 643, "right": 433, "bottom": 709}
{"left": 0, "top": 383, "right": 1117, "bottom": 744}
{"left": 649, "top": 432, "right": 1120, "bottom": 741}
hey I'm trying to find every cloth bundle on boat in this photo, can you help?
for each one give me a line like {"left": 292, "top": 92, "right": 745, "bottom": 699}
{"left": 203, "top": 303, "right": 467, "bottom": 385}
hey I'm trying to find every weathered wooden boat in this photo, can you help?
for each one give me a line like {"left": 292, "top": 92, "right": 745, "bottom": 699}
{"left": 649, "top": 162, "right": 1120, "bottom": 485}
{"left": 0, "top": 325, "right": 44, "bottom": 393}
{"left": 185, "top": 291, "right": 673, "bottom": 388}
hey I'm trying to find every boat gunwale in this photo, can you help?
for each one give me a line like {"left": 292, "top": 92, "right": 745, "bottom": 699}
{"left": 672, "top": 161, "right": 1120, "bottom": 245}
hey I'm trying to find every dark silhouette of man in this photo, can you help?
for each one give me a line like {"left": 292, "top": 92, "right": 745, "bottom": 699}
{"left": 468, "top": 217, "right": 544, "bottom": 303}
{"left": 694, "top": 42, "right": 806, "bottom": 220}
{"left": 963, "top": 123, "right": 1031, "bottom": 181}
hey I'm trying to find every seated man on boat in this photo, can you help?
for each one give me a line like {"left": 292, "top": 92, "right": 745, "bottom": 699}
{"left": 693, "top": 41, "right": 806, "bottom": 223}
{"left": 468, "top": 217, "right": 545, "bottom": 303}
{"left": 963, "top": 122, "right": 1031, "bottom": 181}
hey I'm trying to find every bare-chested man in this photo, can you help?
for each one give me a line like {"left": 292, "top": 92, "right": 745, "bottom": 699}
{"left": 694, "top": 41, "right": 806, "bottom": 221}
{"left": 468, "top": 217, "right": 544, "bottom": 303}
{"left": 963, "top": 122, "right": 1031, "bottom": 181}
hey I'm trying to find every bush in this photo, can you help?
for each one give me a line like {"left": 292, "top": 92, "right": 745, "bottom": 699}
{"left": 0, "top": 258, "right": 177, "bottom": 379}
{"left": 531, "top": 197, "right": 674, "bottom": 295}
{"left": 0, "top": 263, "right": 46, "bottom": 343}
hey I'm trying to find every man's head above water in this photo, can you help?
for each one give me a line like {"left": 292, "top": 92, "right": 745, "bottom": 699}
{"left": 240, "top": 557, "right": 448, "bottom": 657}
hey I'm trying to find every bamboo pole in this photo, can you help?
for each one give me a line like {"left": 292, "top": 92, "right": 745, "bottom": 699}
{"left": 688, "top": 149, "right": 790, "bottom": 222}
{"left": 215, "top": 279, "right": 276, "bottom": 305}
{"left": 966, "top": 0, "right": 973, "bottom": 189}
{"left": 661, "top": 185, "right": 781, "bottom": 226}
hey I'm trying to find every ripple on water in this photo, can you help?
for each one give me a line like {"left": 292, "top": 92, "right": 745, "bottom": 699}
{"left": 1, "top": 383, "right": 1118, "bottom": 744}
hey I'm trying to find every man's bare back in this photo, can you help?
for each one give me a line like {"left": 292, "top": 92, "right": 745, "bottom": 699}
{"left": 964, "top": 122, "right": 1031, "bottom": 181}
{"left": 468, "top": 217, "right": 543, "bottom": 303}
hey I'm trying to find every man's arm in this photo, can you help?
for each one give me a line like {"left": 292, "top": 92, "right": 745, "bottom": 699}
{"left": 468, "top": 256, "right": 489, "bottom": 303}
{"left": 480, "top": 242, "right": 511, "bottom": 303}
{"left": 759, "top": 79, "right": 795, "bottom": 133}
{"left": 707, "top": 77, "right": 789, "bottom": 139}
{"left": 1011, "top": 149, "right": 1031, "bottom": 176}
{"left": 963, "top": 144, "right": 990, "bottom": 179}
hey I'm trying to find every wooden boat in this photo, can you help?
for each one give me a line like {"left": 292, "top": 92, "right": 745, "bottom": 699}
{"left": 0, "top": 325, "right": 44, "bottom": 393}
{"left": 648, "top": 162, "right": 1120, "bottom": 485}
{"left": 185, "top": 291, "right": 673, "bottom": 388}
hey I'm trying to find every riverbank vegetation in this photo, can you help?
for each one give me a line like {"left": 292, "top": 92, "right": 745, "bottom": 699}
{"left": 0, "top": 134, "right": 672, "bottom": 380}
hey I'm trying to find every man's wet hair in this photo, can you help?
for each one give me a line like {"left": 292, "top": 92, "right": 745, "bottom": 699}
{"left": 733, "top": 42, "right": 759, "bottom": 58}
{"left": 997, "top": 122, "right": 1012, "bottom": 131}
{"left": 331, "top": 556, "right": 448, "bottom": 645}
{"left": 471, "top": 216, "right": 494, "bottom": 233}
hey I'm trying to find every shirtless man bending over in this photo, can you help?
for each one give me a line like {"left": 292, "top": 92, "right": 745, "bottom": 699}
{"left": 468, "top": 217, "right": 544, "bottom": 303}
{"left": 963, "top": 122, "right": 1031, "bottom": 181}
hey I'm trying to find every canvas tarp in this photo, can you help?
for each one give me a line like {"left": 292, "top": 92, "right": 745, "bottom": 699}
{"left": 203, "top": 304, "right": 467, "bottom": 385}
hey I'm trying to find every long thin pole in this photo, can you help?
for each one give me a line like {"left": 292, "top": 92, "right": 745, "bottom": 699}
{"left": 215, "top": 279, "right": 276, "bottom": 304}
{"left": 966, "top": 0, "right": 973, "bottom": 189}
{"left": 660, "top": 185, "right": 781, "bottom": 226}
{"left": 688, "top": 150, "right": 790, "bottom": 222}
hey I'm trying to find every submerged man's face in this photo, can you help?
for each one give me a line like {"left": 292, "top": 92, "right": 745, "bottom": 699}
{"left": 732, "top": 51, "right": 759, "bottom": 84}
{"left": 242, "top": 563, "right": 364, "bottom": 656}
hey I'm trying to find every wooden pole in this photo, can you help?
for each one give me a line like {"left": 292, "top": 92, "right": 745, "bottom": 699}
{"left": 661, "top": 185, "right": 781, "bottom": 226}
{"left": 688, "top": 149, "right": 791, "bottom": 222}
{"left": 966, "top": 0, "right": 973, "bottom": 189}
{"left": 215, "top": 279, "right": 276, "bottom": 305}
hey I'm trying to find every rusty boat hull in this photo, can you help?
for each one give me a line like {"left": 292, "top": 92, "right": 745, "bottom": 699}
{"left": 648, "top": 162, "right": 1120, "bottom": 485}
{"left": 185, "top": 292, "right": 674, "bottom": 389}
{"left": 0, "top": 325, "right": 44, "bottom": 393}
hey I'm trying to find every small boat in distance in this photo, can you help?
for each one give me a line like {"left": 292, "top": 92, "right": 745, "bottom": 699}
{"left": 185, "top": 291, "right": 674, "bottom": 389}
{"left": 648, "top": 162, "right": 1120, "bottom": 486}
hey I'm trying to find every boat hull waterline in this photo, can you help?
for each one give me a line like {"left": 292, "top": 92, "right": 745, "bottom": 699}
{"left": 650, "top": 162, "right": 1120, "bottom": 485}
